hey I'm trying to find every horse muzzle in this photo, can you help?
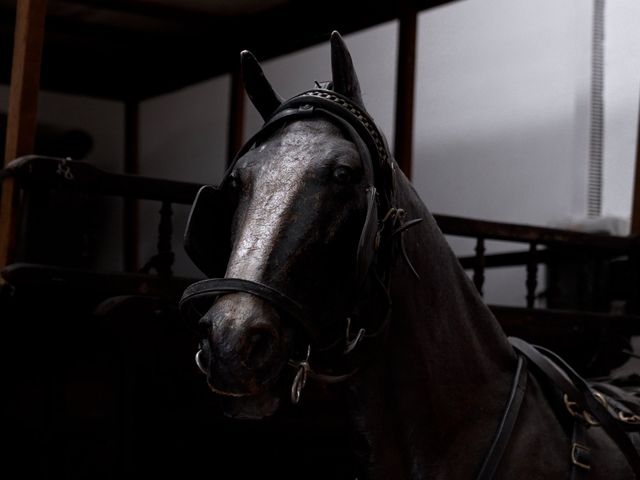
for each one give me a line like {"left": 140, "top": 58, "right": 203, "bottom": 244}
{"left": 197, "top": 293, "right": 289, "bottom": 397}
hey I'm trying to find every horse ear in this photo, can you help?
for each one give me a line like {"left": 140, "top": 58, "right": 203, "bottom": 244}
{"left": 240, "top": 50, "right": 283, "bottom": 120}
{"left": 330, "top": 31, "right": 364, "bottom": 108}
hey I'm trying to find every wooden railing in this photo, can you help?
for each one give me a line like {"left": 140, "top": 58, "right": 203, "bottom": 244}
{"left": 3, "top": 156, "right": 640, "bottom": 326}
{"left": 434, "top": 214, "right": 638, "bottom": 308}
{"left": 0, "top": 155, "right": 201, "bottom": 296}
{"left": 2, "top": 156, "right": 639, "bottom": 376}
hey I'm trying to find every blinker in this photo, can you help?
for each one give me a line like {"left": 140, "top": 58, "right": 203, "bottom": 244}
{"left": 184, "top": 184, "right": 236, "bottom": 278}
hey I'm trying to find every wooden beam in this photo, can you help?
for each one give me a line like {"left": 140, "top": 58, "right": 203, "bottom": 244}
{"left": 227, "top": 62, "right": 245, "bottom": 166}
{"left": 492, "top": 304, "right": 640, "bottom": 336}
{"left": 631, "top": 90, "right": 640, "bottom": 235}
{"left": 435, "top": 214, "right": 636, "bottom": 250}
{"left": 0, "top": 0, "right": 47, "bottom": 272}
{"left": 123, "top": 101, "right": 139, "bottom": 272}
{"left": 6, "top": 156, "right": 202, "bottom": 204}
{"left": 3, "top": 0, "right": 47, "bottom": 164}
{"left": 393, "top": 7, "right": 417, "bottom": 179}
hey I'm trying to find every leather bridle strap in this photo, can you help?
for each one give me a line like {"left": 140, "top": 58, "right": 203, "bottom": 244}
{"left": 475, "top": 354, "right": 528, "bottom": 480}
{"left": 179, "top": 277, "right": 321, "bottom": 340}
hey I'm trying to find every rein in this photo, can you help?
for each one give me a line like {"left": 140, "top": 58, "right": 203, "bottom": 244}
{"left": 475, "top": 354, "right": 528, "bottom": 480}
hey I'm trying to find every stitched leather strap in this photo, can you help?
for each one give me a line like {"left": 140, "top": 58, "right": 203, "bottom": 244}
{"left": 475, "top": 354, "right": 528, "bottom": 480}
{"left": 570, "top": 421, "right": 591, "bottom": 480}
{"left": 179, "top": 277, "right": 320, "bottom": 339}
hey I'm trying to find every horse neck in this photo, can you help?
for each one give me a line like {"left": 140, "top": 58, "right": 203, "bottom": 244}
{"left": 390, "top": 170, "right": 516, "bottom": 392}
{"left": 349, "top": 169, "right": 518, "bottom": 479}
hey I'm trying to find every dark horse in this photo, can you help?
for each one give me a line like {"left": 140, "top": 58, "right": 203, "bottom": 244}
{"left": 180, "top": 32, "right": 640, "bottom": 479}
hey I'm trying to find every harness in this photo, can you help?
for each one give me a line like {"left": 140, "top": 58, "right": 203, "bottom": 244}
{"left": 509, "top": 338, "right": 640, "bottom": 479}
{"left": 179, "top": 87, "right": 640, "bottom": 479}
{"left": 482, "top": 338, "right": 640, "bottom": 479}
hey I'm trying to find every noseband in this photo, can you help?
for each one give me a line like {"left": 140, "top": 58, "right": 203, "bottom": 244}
{"left": 180, "top": 89, "right": 409, "bottom": 399}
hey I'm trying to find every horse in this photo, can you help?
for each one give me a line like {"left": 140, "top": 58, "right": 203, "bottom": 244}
{"left": 179, "top": 32, "right": 640, "bottom": 479}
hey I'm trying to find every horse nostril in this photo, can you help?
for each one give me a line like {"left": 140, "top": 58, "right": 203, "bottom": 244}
{"left": 244, "top": 326, "right": 277, "bottom": 370}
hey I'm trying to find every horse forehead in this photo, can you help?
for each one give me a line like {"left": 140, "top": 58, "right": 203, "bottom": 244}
{"left": 227, "top": 120, "right": 355, "bottom": 279}
{"left": 254, "top": 119, "right": 353, "bottom": 177}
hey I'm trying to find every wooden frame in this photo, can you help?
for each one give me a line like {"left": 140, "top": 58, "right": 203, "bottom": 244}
{"left": 631, "top": 93, "right": 640, "bottom": 235}
{"left": 1, "top": 0, "right": 47, "bottom": 275}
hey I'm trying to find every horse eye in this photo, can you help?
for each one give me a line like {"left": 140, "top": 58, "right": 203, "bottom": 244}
{"left": 333, "top": 166, "right": 353, "bottom": 184}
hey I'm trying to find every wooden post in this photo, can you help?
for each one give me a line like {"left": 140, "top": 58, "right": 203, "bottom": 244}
{"left": 473, "top": 237, "right": 485, "bottom": 296}
{"left": 227, "top": 62, "right": 245, "bottom": 165}
{"left": 0, "top": 0, "right": 47, "bottom": 272}
{"left": 631, "top": 90, "right": 640, "bottom": 235}
{"left": 123, "top": 100, "right": 139, "bottom": 272}
{"left": 394, "top": 7, "right": 417, "bottom": 180}
{"left": 526, "top": 242, "right": 538, "bottom": 309}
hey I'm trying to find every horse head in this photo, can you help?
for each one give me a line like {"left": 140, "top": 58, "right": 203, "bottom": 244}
{"left": 181, "top": 32, "right": 398, "bottom": 419}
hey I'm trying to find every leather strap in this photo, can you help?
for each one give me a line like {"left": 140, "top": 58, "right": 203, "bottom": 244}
{"left": 510, "top": 337, "right": 640, "bottom": 478}
{"left": 509, "top": 338, "right": 583, "bottom": 405}
{"left": 179, "top": 277, "right": 320, "bottom": 339}
{"left": 570, "top": 420, "right": 591, "bottom": 480}
{"left": 475, "top": 354, "right": 528, "bottom": 480}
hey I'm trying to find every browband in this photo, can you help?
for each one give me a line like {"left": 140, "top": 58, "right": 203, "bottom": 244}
{"left": 223, "top": 89, "right": 394, "bottom": 206}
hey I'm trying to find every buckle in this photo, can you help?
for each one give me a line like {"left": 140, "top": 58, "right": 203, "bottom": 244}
{"left": 290, "top": 345, "right": 312, "bottom": 405}
{"left": 563, "top": 394, "right": 600, "bottom": 426}
{"left": 571, "top": 443, "right": 591, "bottom": 470}
{"left": 619, "top": 411, "right": 640, "bottom": 424}
{"left": 298, "top": 104, "right": 314, "bottom": 113}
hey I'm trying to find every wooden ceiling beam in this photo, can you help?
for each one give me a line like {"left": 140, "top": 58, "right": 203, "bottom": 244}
{"left": 54, "top": 0, "right": 241, "bottom": 26}
{"left": 0, "top": 0, "right": 458, "bottom": 101}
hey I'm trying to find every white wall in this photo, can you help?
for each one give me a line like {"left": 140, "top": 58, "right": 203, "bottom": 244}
{"left": 414, "top": 0, "right": 595, "bottom": 305}
{"left": 415, "top": 0, "right": 591, "bottom": 225}
{"left": 408, "top": 0, "right": 640, "bottom": 305}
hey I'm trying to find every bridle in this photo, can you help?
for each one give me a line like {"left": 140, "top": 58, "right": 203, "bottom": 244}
{"left": 180, "top": 88, "right": 410, "bottom": 401}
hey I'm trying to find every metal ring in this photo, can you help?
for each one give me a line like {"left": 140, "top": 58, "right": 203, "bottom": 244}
{"left": 563, "top": 394, "right": 600, "bottom": 426}
{"left": 583, "top": 411, "right": 600, "bottom": 427}
{"left": 592, "top": 390, "right": 608, "bottom": 408}
{"left": 195, "top": 349, "right": 207, "bottom": 375}
{"left": 571, "top": 443, "right": 591, "bottom": 470}
{"left": 563, "top": 394, "right": 580, "bottom": 417}
{"left": 619, "top": 411, "right": 640, "bottom": 424}
{"left": 291, "top": 364, "right": 308, "bottom": 405}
